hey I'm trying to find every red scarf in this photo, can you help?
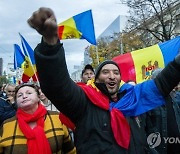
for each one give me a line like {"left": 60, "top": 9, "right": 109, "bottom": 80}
{"left": 77, "top": 82, "right": 131, "bottom": 149}
{"left": 59, "top": 112, "right": 76, "bottom": 131}
{"left": 17, "top": 103, "right": 52, "bottom": 154}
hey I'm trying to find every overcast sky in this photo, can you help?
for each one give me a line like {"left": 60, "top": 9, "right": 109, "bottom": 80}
{"left": 0, "top": 0, "right": 129, "bottom": 74}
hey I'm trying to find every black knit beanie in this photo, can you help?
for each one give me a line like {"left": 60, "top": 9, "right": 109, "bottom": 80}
{"left": 95, "top": 60, "right": 120, "bottom": 80}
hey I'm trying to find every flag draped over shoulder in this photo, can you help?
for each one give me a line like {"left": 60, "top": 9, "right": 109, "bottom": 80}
{"left": 113, "top": 36, "right": 180, "bottom": 83}
{"left": 58, "top": 10, "right": 96, "bottom": 45}
{"left": 15, "top": 34, "right": 38, "bottom": 82}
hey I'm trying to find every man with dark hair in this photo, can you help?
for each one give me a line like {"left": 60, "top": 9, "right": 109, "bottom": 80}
{"left": 81, "top": 64, "right": 95, "bottom": 84}
{"left": 28, "top": 7, "right": 180, "bottom": 153}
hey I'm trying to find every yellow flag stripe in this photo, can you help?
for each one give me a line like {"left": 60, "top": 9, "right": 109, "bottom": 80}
{"left": 132, "top": 45, "right": 165, "bottom": 83}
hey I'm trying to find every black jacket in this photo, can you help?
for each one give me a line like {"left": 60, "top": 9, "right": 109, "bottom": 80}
{"left": 0, "top": 95, "right": 17, "bottom": 126}
{"left": 34, "top": 40, "right": 180, "bottom": 154}
{"left": 144, "top": 96, "right": 180, "bottom": 154}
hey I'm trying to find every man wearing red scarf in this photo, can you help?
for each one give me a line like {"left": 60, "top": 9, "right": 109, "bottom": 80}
{"left": 29, "top": 7, "right": 180, "bottom": 154}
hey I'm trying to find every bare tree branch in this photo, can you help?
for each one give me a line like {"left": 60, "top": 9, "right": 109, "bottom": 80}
{"left": 121, "top": 0, "right": 180, "bottom": 45}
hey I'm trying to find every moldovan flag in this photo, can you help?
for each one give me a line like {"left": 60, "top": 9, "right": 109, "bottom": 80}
{"left": 113, "top": 36, "right": 180, "bottom": 83}
{"left": 14, "top": 44, "right": 25, "bottom": 84}
{"left": 19, "top": 34, "right": 38, "bottom": 82}
{"left": 14, "top": 44, "right": 25, "bottom": 70}
{"left": 58, "top": 10, "right": 96, "bottom": 45}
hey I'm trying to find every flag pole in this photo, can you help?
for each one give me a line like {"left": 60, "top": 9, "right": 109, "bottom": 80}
{"left": 13, "top": 48, "right": 18, "bottom": 84}
{"left": 120, "top": 32, "right": 124, "bottom": 54}
{"left": 96, "top": 45, "right": 99, "bottom": 65}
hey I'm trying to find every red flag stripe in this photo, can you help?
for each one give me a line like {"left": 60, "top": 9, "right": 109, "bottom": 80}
{"left": 113, "top": 53, "right": 136, "bottom": 82}
{"left": 58, "top": 26, "right": 64, "bottom": 39}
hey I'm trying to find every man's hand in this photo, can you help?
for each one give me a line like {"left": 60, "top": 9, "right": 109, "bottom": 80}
{"left": 7, "top": 96, "right": 14, "bottom": 104}
{"left": 27, "top": 7, "right": 58, "bottom": 45}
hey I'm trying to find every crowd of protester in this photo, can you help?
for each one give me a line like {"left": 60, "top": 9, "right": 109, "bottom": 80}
{"left": 0, "top": 7, "right": 180, "bottom": 154}
{"left": 0, "top": 61, "right": 180, "bottom": 154}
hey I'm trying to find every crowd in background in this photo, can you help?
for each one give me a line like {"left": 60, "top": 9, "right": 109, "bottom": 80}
{"left": 1, "top": 63, "right": 179, "bottom": 154}
{"left": 0, "top": 7, "right": 180, "bottom": 154}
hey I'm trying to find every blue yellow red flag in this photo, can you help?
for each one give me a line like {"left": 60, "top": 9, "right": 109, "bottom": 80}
{"left": 113, "top": 36, "right": 180, "bottom": 83}
{"left": 58, "top": 10, "right": 96, "bottom": 45}
{"left": 14, "top": 44, "right": 25, "bottom": 70}
{"left": 19, "top": 33, "right": 38, "bottom": 82}
{"left": 14, "top": 44, "right": 25, "bottom": 84}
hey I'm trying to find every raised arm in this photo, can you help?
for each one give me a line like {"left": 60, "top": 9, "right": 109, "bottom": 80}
{"left": 28, "top": 7, "right": 58, "bottom": 45}
{"left": 27, "top": 7, "right": 87, "bottom": 123}
{"left": 154, "top": 55, "right": 180, "bottom": 96}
